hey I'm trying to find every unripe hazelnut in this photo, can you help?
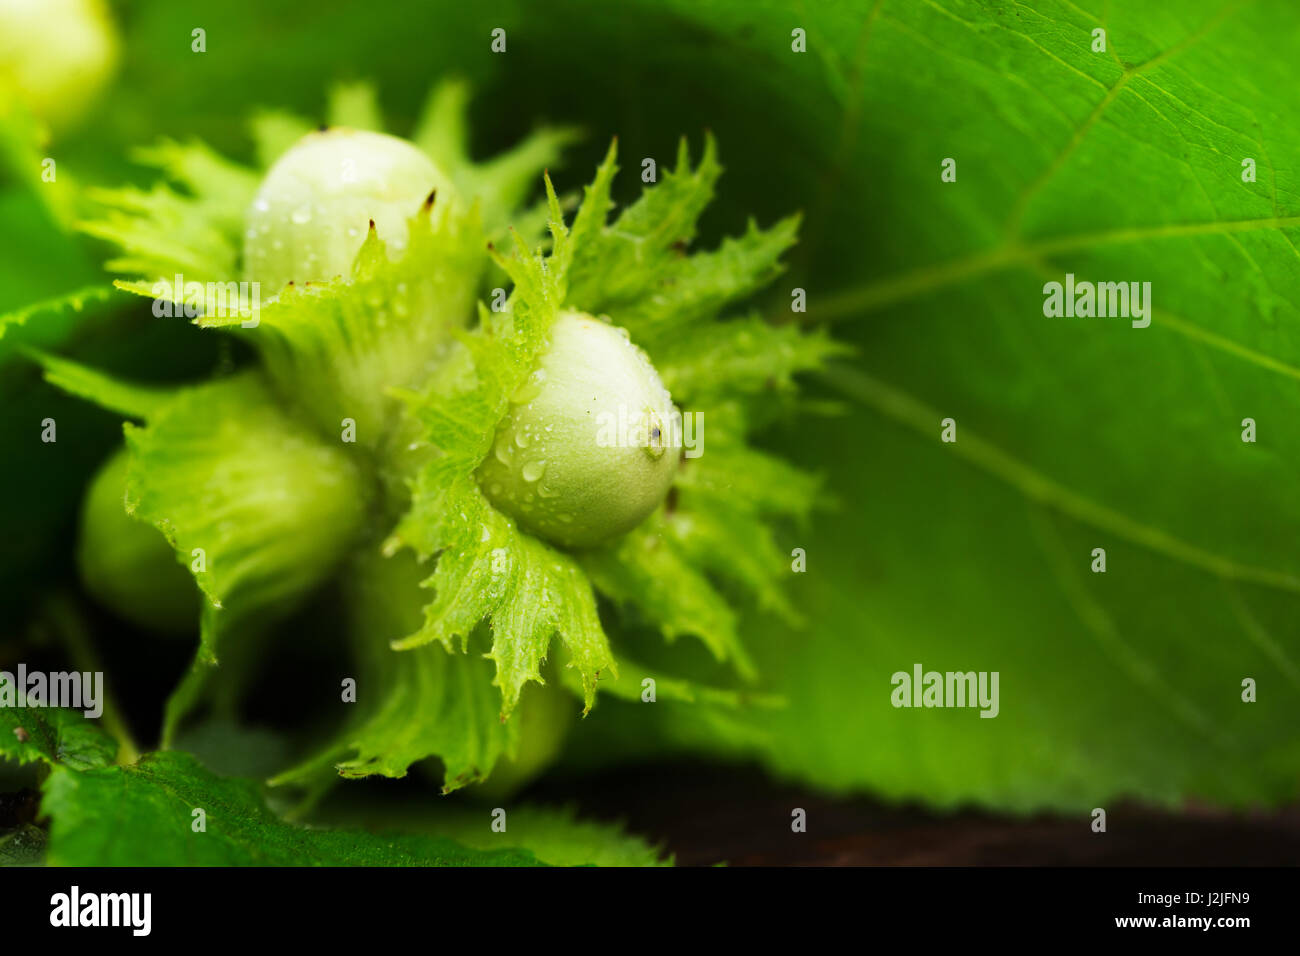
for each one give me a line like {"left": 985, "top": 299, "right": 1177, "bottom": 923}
{"left": 242, "top": 128, "right": 453, "bottom": 292}
{"left": 477, "top": 311, "right": 680, "bottom": 549}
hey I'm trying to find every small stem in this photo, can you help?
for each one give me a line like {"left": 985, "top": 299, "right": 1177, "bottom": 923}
{"left": 43, "top": 594, "right": 141, "bottom": 765}
{"left": 279, "top": 774, "right": 338, "bottom": 824}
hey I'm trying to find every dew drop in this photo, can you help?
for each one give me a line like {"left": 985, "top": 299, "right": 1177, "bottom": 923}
{"left": 521, "top": 460, "right": 546, "bottom": 482}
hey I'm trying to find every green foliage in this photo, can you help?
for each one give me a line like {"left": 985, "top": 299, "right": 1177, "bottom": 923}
{"left": 273, "top": 549, "right": 521, "bottom": 791}
{"left": 80, "top": 141, "right": 257, "bottom": 284}
{"left": 123, "top": 373, "right": 370, "bottom": 665}
{"left": 391, "top": 804, "right": 670, "bottom": 867}
{"left": 0, "top": 287, "right": 115, "bottom": 354}
{"left": 42, "top": 750, "right": 544, "bottom": 866}
{"left": 0, "top": 708, "right": 657, "bottom": 866}
{"left": 13, "top": 0, "right": 1284, "bottom": 849}
{"left": 14, "top": 75, "right": 829, "bottom": 804}
{"left": 563, "top": 0, "right": 1300, "bottom": 812}
{"left": 411, "top": 77, "right": 582, "bottom": 237}
{"left": 22, "top": 345, "right": 171, "bottom": 417}
{"left": 0, "top": 705, "right": 117, "bottom": 772}
{"left": 391, "top": 140, "right": 820, "bottom": 718}
{"left": 0, "top": 824, "right": 45, "bottom": 866}
{"left": 204, "top": 204, "right": 486, "bottom": 448}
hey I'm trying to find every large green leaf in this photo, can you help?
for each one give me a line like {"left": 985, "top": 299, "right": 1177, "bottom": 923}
{"left": 41, "top": 751, "right": 542, "bottom": 866}
{"left": 567, "top": 0, "right": 1300, "bottom": 811}
{"left": 0, "top": 704, "right": 538, "bottom": 866}
{"left": 5, "top": 711, "right": 653, "bottom": 866}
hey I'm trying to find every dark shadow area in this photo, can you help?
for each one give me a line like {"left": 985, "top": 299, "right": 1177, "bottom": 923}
{"left": 524, "top": 762, "right": 1300, "bottom": 866}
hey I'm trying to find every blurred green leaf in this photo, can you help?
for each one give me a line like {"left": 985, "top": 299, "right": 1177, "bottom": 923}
{"left": 338, "top": 803, "right": 671, "bottom": 867}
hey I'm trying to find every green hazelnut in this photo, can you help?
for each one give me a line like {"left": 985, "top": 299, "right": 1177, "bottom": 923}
{"left": 0, "top": 0, "right": 118, "bottom": 134}
{"left": 469, "top": 680, "right": 574, "bottom": 800}
{"left": 476, "top": 310, "right": 680, "bottom": 549}
{"left": 78, "top": 450, "right": 198, "bottom": 634}
{"left": 242, "top": 128, "right": 454, "bottom": 292}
